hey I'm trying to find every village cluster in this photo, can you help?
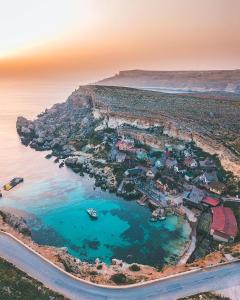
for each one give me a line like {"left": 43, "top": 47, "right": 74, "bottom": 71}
{"left": 64, "top": 125, "right": 238, "bottom": 245}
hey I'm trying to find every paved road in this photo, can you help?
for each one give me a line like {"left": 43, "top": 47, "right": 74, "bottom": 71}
{"left": 0, "top": 233, "right": 240, "bottom": 300}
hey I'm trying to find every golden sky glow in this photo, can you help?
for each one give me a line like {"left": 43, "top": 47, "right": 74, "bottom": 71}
{"left": 0, "top": 0, "right": 240, "bottom": 81}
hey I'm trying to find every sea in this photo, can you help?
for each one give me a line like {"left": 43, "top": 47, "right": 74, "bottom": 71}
{"left": 0, "top": 78, "right": 191, "bottom": 267}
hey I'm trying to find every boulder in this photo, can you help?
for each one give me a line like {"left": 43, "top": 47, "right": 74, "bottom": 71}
{"left": 16, "top": 116, "right": 34, "bottom": 140}
{"left": 65, "top": 157, "right": 78, "bottom": 166}
{"left": 0, "top": 210, "right": 31, "bottom": 236}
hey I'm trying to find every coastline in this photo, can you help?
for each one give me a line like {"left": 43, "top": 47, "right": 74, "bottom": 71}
{"left": 12, "top": 83, "right": 240, "bottom": 287}
{"left": 0, "top": 206, "right": 235, "bottom": 286}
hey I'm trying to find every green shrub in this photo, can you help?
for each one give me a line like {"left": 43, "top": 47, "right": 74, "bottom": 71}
{"left": 97, "top": 264, "right": 103, "bottom": 270}
{"left": 124, "top": 182, "right": 135, "bottom": 193}
{"left": 89, "top": 271, "right": 98, "bottom": 276}
{"left": 129, "top": 264, "right": 141, "bottom": 272}
{"left": 110, "top": 273, "right": 127, "bottom": 285}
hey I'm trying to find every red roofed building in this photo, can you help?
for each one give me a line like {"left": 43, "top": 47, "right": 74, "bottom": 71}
{"left": 202, "top": 196, "right": 220, "bottom": 207}
{"left": 210, "top": 206, "right": 238, "bottom": 242}
{"left": 115, "top": 140, "right": 134, "bottom": 151}
{"left": 184, "top": 157, "right": 198, "bottom": 168}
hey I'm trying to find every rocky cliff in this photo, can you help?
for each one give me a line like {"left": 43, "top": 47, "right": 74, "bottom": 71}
{"left": 81, "top": 85, "right": 240, "bottom": 176}
{"left": 17, "top": 85, "right": 240, "bottom": 176}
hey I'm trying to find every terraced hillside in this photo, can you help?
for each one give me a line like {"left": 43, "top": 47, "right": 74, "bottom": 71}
{"left": 77, "top": 85, "right": 240, "bottom": 176}
{"left": 0, "top": 257, "right": 65, "bottom": 299}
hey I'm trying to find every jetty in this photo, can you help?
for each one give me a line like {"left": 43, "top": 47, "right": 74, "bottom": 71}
{"left": 136, "top": 195, "right": 148, "bottom": 206}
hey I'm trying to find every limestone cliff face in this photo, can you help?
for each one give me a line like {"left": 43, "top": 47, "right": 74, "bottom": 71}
{"left": 164, "top": 124, "right": 240, "bottom": 177}
{"left": 74, "top": 85, "right": 240, "bottom": 176}
{"left": 17, "top": 84, "right": 240, "bottom": 177}
{"left": 93, "top": 107, "right": 240, "bottom": 177}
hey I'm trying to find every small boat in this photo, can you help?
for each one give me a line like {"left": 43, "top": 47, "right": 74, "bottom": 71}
{"left": 54, "top": 157, "right": 60, "bottom": 163}
{"left": 87, "top": 208, "right": 98, "bottom": 219}
{"left": 149, "top": 217, "right": 158, "bottom": 222}
{"left": 3, "top": 177, "right": 24, "bottom": 191}
{"left": 159, "top": 216, "right": 166, "bottom": 221}
{"left": 59, "top": 162, "right": 64, "bottom": 168}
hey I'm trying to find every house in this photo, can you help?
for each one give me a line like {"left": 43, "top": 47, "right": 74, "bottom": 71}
{"left": 150, "top": 150, "right": 162, "bottom": 158}
{"left": 210, "top": 206, "right": 237, "bottom": 242}
{"left": 199, "top": 158, "right": 216, "bottom": 170}
{"left": 155, "top": 159, "right": 165, "bottom": 169}
{"left": 116, "top": 140, "right": 134, "bottom": 151}
{"left": 124, "top": 167, "right": 145, "bottom": 178}
{"left": 116, "top": 152, "right": 126, "bottom": 163}
{"left": 200, "top": 171, "right": 218, "bottom": 184}
{"left": 146, "top": 170, "right": 155, "bottom": 179}
{"left": 184, "top": 157, "right": 198, "bottom": 168}
{"left": 183, "top": 187, "right": 206, "bottom": 209}
{"left": 108, "top": 148, "right": 118, "bottom": 162}
{"left": 202, "top": 196, "right": 220, "bottom": 207}
{"left": 161, "top": 175, "right": 182, "bottom": 193}
{"left": 183, "top": 149, "right": 192, "bottom": 157}
{"left": 174, "top": 163, "right": 186, "bottom": 174}
{"left": 108, "top": 148, "right": 126, "bottom": 163}
{"left": 174, "top": 143, "right": 185, "bottom": 152}
{"left": 184, "top": 172, "right": 194, "bottom": 182}
{"left": 209, "top": 181, "right": 226, "bottom": 195}
{"left": 165, "top": 144, "right": 173, "bottom": 152}
{"left": 136, "top": 149, "right": 148, "bottom": 161}
{"left": 156, "top": 179, "right": 168, "bottom": 192}
{"left": 165, "top": 158, "right": 178, "bottom": 169}
{"left": 148, "top": 192, "right": 167, "bottom": 209}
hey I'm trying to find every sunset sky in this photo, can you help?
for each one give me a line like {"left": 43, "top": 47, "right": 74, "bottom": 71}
{"left": 0, "top": 0, "right": 240, "bottom": 82}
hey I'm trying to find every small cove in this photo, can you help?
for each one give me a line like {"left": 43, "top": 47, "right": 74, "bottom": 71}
{"left": 0, "top": 79, "right": 191, "bottom": 267}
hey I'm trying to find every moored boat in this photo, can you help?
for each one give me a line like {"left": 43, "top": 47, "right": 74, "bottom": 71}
{"left": 59, "top": 162, "right": 64, "bottom": 168}
{"left": 87, "top": 208, "right": 98, "bottom": 219}
{"left": 3, "top": 177, "right": 24, "bottom": 191}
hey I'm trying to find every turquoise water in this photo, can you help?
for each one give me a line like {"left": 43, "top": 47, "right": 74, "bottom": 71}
{"left": 0, "top": 79, "right": 191, "bottom": 266}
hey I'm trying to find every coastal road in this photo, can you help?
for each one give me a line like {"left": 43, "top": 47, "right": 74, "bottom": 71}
{"left": 0, "top": 232, "right": 240, "bottom": 300}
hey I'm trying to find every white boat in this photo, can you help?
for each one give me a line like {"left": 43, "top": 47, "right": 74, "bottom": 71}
{"left": 87, "top": 208, "right": 98, "bottom": 219}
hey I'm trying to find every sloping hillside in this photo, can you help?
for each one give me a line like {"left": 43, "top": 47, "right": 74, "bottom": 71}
{"left": 97, "top": 69, "right": 240, "bottom": 93}
{"left": 79, "top": 85, "right": 240, "bottom": 176}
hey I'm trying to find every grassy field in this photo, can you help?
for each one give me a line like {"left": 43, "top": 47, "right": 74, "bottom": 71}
{"left": 0, "top": 257, "right": 66, "bottom": 300}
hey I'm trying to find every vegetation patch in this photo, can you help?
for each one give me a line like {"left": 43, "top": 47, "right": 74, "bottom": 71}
{"left": 110, "top": 273, "right": 127, "bottom": 285}
{"left": 0, "top": 257, "right": 65, "bottom": 299}
{"left": 180, "top": 292, "right": 230, "bottom": 300}
{"left": 129, "top": 264, "right": 141, "bottom": 272}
